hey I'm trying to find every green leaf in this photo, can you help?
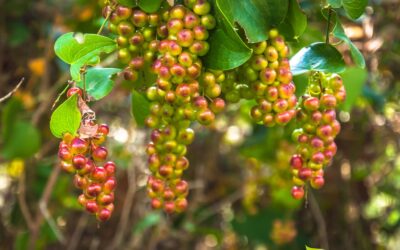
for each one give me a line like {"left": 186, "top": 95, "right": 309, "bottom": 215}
{"left": 278, "top": 0, "right": 308, "bottom": 41}
{"left": 204, "top": 29, "right": 252, "bottom": 70}
{"left": 138, "top": 0, "right": 163, "bottom": 13}
{"left": 76, "top": 68, "right": 121, "bottom": 100}
{"left": 328, "top": 0, "right": 342, "bottom": 8}
{"left": 1, "top": 98, "right": 23, "bottom": 143}
{"left": 133, "top": 212, "right": 161, "bottom": 234}
{"left": 293, "top": 74, "right": 309, "bottom": 97}
{"left": 50, "top": 94, "right": 81, "bottom": 138}
{"left": 327, "top": 0, "right": 367, "bottom": 19}
{"left": 117, "top": 0, "right": 137, "bottom": 7}
{"left": 329, "top": 12, "right": 365, "bottom": 68}
{"left": 2, "top": 121, "right": 41, "bottom": 159}
{"left": 342, "top": 0, "right": 367, "bottom": 19}
{"left": 306, "top": 246, "right": 324, "bottom": 250}
{"left": 290, "top": 42, "right": 346, "bottom": 75}
{"left": 203, "top": 1, "right": 252, "bottom": 70}
{"left": 340, "top": 67, "right": 368, "bottom": 111}
{"left": 216, "top": 0, "right": 288, "bottom": 43}
{"left": 131, "top": 90, "right": 150, "bottom": 127}
{"left": 54, "top": 33, "right": 117, "bottom": 80}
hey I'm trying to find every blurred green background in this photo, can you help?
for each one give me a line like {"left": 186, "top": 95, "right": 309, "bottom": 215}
{"left": 0, "top": 0, "right": 400, "bottom": 249}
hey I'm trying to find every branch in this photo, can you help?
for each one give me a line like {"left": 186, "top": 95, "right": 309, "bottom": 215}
{"left": 308, "top": 190, "right": 330, "bottom": 250}
{"left": 67, "top": 214, "right": 89, "bottom": 250}
{"left": 17, "top": 171, "right": 35, "bottom": 231}
{"left": 109, "top": 164, "right": 137, "bottom": 250}
{"left": 0, "top": 78, "right": 24, "bottom": 103}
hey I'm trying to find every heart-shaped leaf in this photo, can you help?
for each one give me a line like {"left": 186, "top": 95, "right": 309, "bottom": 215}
{"left": 279, "top": 0, "right": 308, "bottom": 41}
{"left": 54, "top": 33, "right": 117, "bottom": 80}
{"left": 138, "top": 0, "right": 163, "bottom": 13}
{"left": 204, "top": 29, "right": 253, "bottom": 70}
{"left": 327, "top": 0, "right": 367, "bottom": 19}
{"left": 328, "top": 11, "right": 365, "bottom": 68}
{"left": 216, "top": 0, "right": 288, "bottom": 43}
{"left": 131, "top": 90, "right": 150, "bottom": 127}
{"left": 77, "top": 68, "right": 121, "bottom": 100}
{"left": 342, "top": 0, "right": 367, "bottom": 19}
{"left": 2, "top": 121, "right": 41, "bottom": 160}
{"left": 290, "top": 42, "right": 346, "bottom": 75}
{"left": 203, "top": 1, "right": 252, "bottom": 70}
{"left": 50, "top": 94, "right": 81, "bottom": 138}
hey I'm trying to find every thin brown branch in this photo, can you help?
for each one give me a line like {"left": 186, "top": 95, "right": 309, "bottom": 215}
{"left": 17, "top": 171, "right": 35, "bottom": 231}
{"left": 0, "top": 78, "right": 25, "bottom": 103}
{"left": 28, "top": 166, "right": 62, "bottom": 249}
{"left": 67, "top": 214, "right": 89, "bottom": 250}
{"left": 109, "top": 152, "right": 138, "bottom": 249}
{"left": 308, "top": 191, "right": 330, "bottom": 250}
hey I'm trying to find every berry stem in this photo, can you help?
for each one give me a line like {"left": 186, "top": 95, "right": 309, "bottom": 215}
{"left": 325, "top": 7, "right": 332, "bottom": 44}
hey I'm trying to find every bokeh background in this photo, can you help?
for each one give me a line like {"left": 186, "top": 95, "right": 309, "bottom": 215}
{"left": 0, "top": 0, "right": 400, "bottom": 249}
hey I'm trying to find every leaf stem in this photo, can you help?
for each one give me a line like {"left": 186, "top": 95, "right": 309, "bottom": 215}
{"left": 325, "top": 7, "right": 332, "bottom": 44}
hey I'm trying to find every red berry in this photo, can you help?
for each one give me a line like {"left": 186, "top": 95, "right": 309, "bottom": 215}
{"left": 92, "top": 146, "right": 108, "bottom": 162}
{"left": 85, "top": 200, "right": 99, "bottom": 213}
{"left": 96, "top": 208, "right": 112, "bottom": 222}
{"left": 67, "top": 87, "right": 82, "bottom": 98}
{"left": 291, "top": 186, "right": 305, "bottom": 200}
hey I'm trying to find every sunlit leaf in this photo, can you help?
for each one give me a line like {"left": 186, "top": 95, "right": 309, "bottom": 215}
{"left": 290, "top": 42, "right": 346, "bottom": 75}
{"left": 216, "top": 0, "right": 288, "bottom": 43}
{"left": 203, "top": 0, "right": 252, "bottom": 70}
{"left": 76, "top": 68, "right": 121, "bottom": 100}
{"left": 54, "top": 33, "right": 117, "bottom": 80}
{"left": 50, "top": 94, "right": 81, "bottom": 138}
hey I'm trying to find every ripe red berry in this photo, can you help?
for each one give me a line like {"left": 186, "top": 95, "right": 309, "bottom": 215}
{"left": 291, "top": 186, "right": 305, "bottom": 200}
{"left": 67, "top": 87, "right": 82, "bottom": 98}
{"left": 96, "top": 208, "right": 112, "bottom": 222}
{"left": 92, "top": 146, "right": 108, "bottom": 162}
{"left": 85, "top": 200, "right": 99, "bottom": 213}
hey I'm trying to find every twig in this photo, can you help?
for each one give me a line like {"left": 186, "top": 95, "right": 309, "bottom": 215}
{"left": 67, "top": 214, "right": 89, "bottom": 250}
{"left": 196, "top": 189, "right": 243, "bottom": 224}
{"left": 109, "top": 156, "right": 138, "bottom": 249}
{"left": 308, "top": 190, "right": 329, "bottom": 250}
{"left": 17, "top": 170, "right": 35, "bottom": 231}
{"left": 0, "top": 78, "right": 25, "bottom": 103}
{"left": 28, "top": 166, "right": 62, "bottom": 249}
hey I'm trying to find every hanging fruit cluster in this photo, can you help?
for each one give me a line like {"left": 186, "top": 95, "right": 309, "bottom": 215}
{"left": 290, "top": 72, "right": 346, "bottom": 199}
{"left": 219, "top": 29, "right": 297, "bottom": 127}
{"left": 105, "top": 0, "right": 224, "bottom": 214}
{"left": 57, "top": 87, "right": 116, "bottom": 221}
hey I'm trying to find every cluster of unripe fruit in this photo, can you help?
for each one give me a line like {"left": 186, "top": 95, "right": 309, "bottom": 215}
{"left": 104, "top": 0, "right": 218, "bottom": 213}
{"left": 290, "top": 72, "right": 346, "bottom": 199}
{"left": 57, "top": 87, "right": 116, "bottom": 221}
{"left": 220, "top": 29, "right": 297, "bottom": 127}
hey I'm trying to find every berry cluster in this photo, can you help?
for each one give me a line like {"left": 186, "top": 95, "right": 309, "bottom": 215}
{"left": 58, "top": 88, "right": 116, "bottom": 221}
{"left": 106, "top": 5, "right": 161, "bottom": 83}
{"left": 144, "top": 1, "right": 218, "bottom": 213}
{"left": 221, "top": 29, "right": 297, "bottom": 127}
{"left": 290, "top": 72, "right": 346, "bottom": 199}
